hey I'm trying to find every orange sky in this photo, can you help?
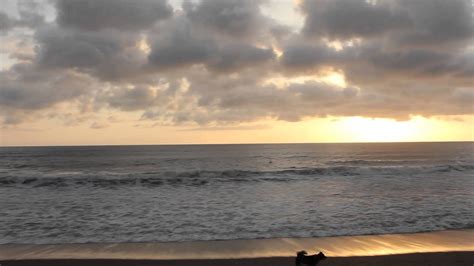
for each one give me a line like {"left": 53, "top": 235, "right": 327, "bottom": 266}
{"left": 2, "top": 115, "right": 472, "bottom": 146}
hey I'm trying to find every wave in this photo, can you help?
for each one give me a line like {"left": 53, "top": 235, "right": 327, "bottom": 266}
{"left": 1, "top": 163, "right": 473, "bottom": 188}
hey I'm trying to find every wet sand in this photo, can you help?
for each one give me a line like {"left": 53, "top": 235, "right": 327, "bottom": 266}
{"left": 1, "top": 252, "right": 473, "bottom": 266}
{"left": 2, "top": 230, "right": 473, "bottom": 260}
{"left": 1, "top": 230, "right": 473, "bottom": 265}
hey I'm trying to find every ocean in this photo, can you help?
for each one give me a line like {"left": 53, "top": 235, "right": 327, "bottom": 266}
{"left": 1, "top": 142, "right": 473, "bottom": 245}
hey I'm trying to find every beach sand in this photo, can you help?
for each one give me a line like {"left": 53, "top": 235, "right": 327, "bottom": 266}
{"left": 2, "top": 230, "right": 473, "bottom": 265}
{"left": 1, "top": 252, "right": 474, "bottom": 266}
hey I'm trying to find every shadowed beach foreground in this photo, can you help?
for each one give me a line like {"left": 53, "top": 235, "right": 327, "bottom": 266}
{"left": 1, "top": 252, "right": 474, "bottom": 266}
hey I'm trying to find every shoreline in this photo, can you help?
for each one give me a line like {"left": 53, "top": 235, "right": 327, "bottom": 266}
{"left": 1, "top": 252, "right": 473, "bottom": 266}
{"left": 2, "top": 229, "right": 473, "bottom": 261}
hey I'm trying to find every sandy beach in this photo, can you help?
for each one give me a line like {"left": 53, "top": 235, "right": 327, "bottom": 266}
{"left": 1, "top": 252, "right": 474, "bottom": 266}
{"left": 2, "top": 230, "right": 473, "bottom": 265}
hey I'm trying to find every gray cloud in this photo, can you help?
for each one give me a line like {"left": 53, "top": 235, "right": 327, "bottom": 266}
{"left": 184, "top": 0, "right": 265, "bottom": 39}
{"left": 148, "top": 16, "right": 276, "bottom": 73}
{"left": 35, "top": 25, "right": 145, "bottom": 80}
{"left": 148, "top": 18, "right": 217, "bottom": 69}
{"left": 391, "top": 0, "right": 473, "bottom": 47}
{"left": 0, "top": 12, "right": 15, "bottom": 32}
{"left": 0, "top": 63, "right": 91, "bottom": 111}
{"left": 212, "top": 81, "right": 358, "bottom": 121}
{"left": 105, "top": 86, "right": 159, "bottom": 111}
{"left": 341, "top": 44, "right": 474, "bottom": 85}
{"left": 0, "top": 4, "right": 45, "bottom": 33}
{"left": 55, "top": 0, "right": 173, "bottom": 31}
{"left": 301, "top": 0, "right": 410, "bottom": 39}
{"left": 16, "top": 0, "right": 46, "bottom": 28}
{"left": 280, "top": 39, "right": 473, "bottom": 85}
{"left": 280, "top": 40, "right": 342, "bottom": 73}
{"left": 300, "top": 0, "right": 473, "bottom": 46}
{"left": 208, "top": 43, "right": 275, "bottom": 72}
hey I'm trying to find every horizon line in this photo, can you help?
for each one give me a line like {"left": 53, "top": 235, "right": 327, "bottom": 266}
{"left": 1, "top": 140, "right": 473, "bottom": 148}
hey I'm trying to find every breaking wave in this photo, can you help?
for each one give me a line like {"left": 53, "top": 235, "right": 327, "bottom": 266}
{"left": 2, "top": 163, "right": 473, "bottom": 188}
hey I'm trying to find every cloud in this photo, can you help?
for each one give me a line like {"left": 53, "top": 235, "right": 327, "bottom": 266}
{"left": 339, "top": 43, "right": 474, "bottom": 86}
{"left": 301, "top": 0, "right": 410, "bottom": 40}
{"left": 35, "top": 25, "right": 145, "bottom": 80}
{"left": 280, "top": 39, "right": 473, "bottom": 85}
{"left": 0, "top": 63, "right": 98, "bottom": 124}
{"left": 0, "top": 63, "right": 91, "bottom": 110}
{"left": 280, "top": 39, "right": 342, "bottom": 73}
{"left": 0, "top": 0, "right": 472, "bottom": 128}
{"left": 105, "top": 86, "right": 159, "bottom": 111}
{"left": 182, "top": 124, "right": 271, "bottom": 131}
{"left": 184, "top": 0, "right": 266, "bottom": 39}
{"left": 207, "top": 42, "right": 275, "bottom": 72}
{"left": 15, "top": 0, "right": 46, "bottom": 29}
{"left": 90, "top": 121, "right": 108, "bottom": 129}
{"left": 148, "top": 17, "right": 217, "bottom": 69}
{"left": 0, "top": 4, "right": 45, "bottom": 33}
{"left": 148, "top": 16, "right": 276, "bottom": 73}
{"left": 300, "top": 0, "right": 473, "bottom": 46}
{"left": 55, "top": 0, "right": 173, "bottom": 31}
{"left": 391, "top": 0, "right": 473, "bottom": 47}
{"left": 0, "top": 12, "right": 15, "bottom": 32}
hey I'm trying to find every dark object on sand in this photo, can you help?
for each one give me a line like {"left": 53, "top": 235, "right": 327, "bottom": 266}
{"left": 295, "top": 250, "right": 327, "bottom": 266}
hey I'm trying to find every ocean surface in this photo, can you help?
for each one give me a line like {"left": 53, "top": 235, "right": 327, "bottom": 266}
{"left": 0, "top": 142, "right": 473, "bottom": 244}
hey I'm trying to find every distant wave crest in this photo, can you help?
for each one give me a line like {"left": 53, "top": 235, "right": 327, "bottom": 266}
{"left": 1, "top": 163, "right": 473, "bottom": 188}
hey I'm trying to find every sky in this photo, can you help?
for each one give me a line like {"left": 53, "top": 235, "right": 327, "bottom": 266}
{"left": 0, "top": 0, "right": 473, "bottom": 146}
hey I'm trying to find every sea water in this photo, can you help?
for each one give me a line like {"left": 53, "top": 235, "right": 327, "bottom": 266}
{"left": 1, "top": 142, "right": 473, "bottom": 244}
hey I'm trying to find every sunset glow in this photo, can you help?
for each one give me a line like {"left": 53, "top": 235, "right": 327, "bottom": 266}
{"left": 0, "top": 0, "right": 472, "bottom": 146}
{"left": 338, "top": 117, "right": 423, "bottom": 142}
{"left": 1, "top": 2, "right": 474, "bottom": 265}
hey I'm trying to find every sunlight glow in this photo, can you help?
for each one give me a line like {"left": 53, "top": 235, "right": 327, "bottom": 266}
{"left": 2, "top": 115, "right": 472, "bottom": 146}
{"left": 137, "top": 36, "right": 151, "bottom": 54}
{"left": 319, "top": 71, "right": 347, "bottom": 87}
{"left": 263, "top": 72, "right": 347, "bottom": 88}
{"left": 337, "top": 117, "right": 426, "bottom": 142}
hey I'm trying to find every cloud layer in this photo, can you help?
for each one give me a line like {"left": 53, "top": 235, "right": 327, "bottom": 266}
{"left": 0, "top": 0, "right": 472, "bottom": 127}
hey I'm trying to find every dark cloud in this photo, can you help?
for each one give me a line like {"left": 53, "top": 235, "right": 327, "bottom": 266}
{"left": 55, "top": 0, "right": 173, "bottom": 31}
{"left": 280, "top": 40, "right": 341, "bottom": 72}
{"left": 35, "top": 26, "right": 145, "bottom": 80}
{"left": 105, "top": 86, "right": 159, "bottom": 111}
{"left": 280, "top": 39, "right": 473, "bottom": 85}
{"left": 392, "top": 0, "right": 473, "bottom": 47}
{"left": 0, "top": 63, "right": 91, "bottom": 110}
{"left": 0, "top": 61, "right": 102, "bottom": 125}
{"left": 207, "top": 43, "right": 275, "bottom": 72}
{"left": 340, "top": 44, "right": 474, "bottom": 84}
{"left": 184, "top": 0, "right": 265, "bottom": 38}
{"left": 148, "top": 18, "right": 217, "bottom": 69}
{"left": 301, "top": 0, "right": 410, "bottom": 39}
{"left": 300, "top": 0, "right": 473, "bottom": 46}
{"left": 0, "top": 12, "right": 15, "bottom": 32}
{"left": 219, "top": 82, "right": 348, "bottom": 116}
{"left": 148, "top": 16, "right": 276, "bottom": 72}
